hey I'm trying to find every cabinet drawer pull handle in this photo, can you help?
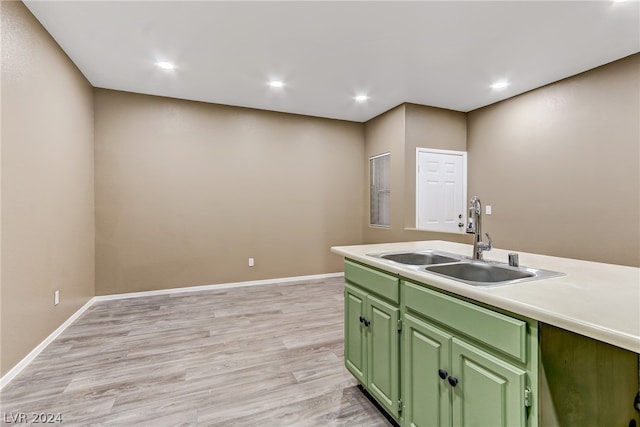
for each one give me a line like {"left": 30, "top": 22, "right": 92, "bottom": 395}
{"left": 438, "top": 369, "right": 448, "bottom": 380}
{"left": 448, "top": 376, "right": 459, "bottom": 387}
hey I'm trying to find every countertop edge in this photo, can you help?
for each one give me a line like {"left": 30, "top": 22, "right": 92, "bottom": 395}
{"left": 331, "top": 241, "right": 640, "bottom": 354}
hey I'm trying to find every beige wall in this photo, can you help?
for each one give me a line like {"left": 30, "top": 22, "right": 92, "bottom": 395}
{"left": 1, "top": 1, "right": 95, "bottom": 375}
{"left": 94, "top": 89, "right": 364, "bottom": 295}
{"left": 363, "top": 104, "right": 470, "bottom": 245}
{"left": 404, "top": 103, "right": 468, "bottom": 228}
{"left": 363, "top": 105, "right": 406, "bottom": 243}
{"left": 468, "top": 54, "right": 640, "bottom": 267}
{"left": 1, "top": 0, "right": 637, "bottom": 378}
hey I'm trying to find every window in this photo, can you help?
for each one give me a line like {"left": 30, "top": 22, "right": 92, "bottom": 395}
{"left": 370, "top": 153, "right": 390, "bottom": 227}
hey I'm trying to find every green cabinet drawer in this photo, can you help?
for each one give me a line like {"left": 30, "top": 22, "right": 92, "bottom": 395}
{"left": 345, "top": 260, "right": 399, "bottom": 304}
{"left": 403, "top": 280, "right": 527, "bottom": 363}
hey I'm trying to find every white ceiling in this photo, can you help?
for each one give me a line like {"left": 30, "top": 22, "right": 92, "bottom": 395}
{"left": 24, "top": 1, "right": 640, "bottom": 122}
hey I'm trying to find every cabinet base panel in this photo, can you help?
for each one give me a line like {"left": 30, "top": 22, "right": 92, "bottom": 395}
{"left": 539, "top": 323, "right": 640, "bottom": 427}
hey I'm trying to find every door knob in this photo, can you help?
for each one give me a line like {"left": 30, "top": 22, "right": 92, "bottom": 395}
{"left": 438, "top": 369, "right": 448, "bottom": 380}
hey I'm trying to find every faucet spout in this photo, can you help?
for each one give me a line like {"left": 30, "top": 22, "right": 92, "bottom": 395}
{"left": 467, "top": 196, "right": 492, "bottom": 260}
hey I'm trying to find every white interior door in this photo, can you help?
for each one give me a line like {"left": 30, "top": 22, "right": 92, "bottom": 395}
{"left": 416, "top": 149, "right": 466, "bottom": 233}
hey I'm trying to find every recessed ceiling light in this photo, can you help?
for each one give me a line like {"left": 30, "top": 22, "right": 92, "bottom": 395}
{"left": 354, "top": 94, "right": 369, "bottom": 102}
{"left": 490, "top": 81, "right": 510, "bottom": 90}
{"left": 156, "top": 61, "right": 175, "bottom": 71}
{"left": 269, "top": 80, "right": 284, "bottom": 88}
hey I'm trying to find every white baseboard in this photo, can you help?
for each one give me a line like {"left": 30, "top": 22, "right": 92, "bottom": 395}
{"left": 0, "top": 272, "right": 344, "bottom": 389}
{"left": 95, "top": 272, "right": 344, "bottom": 301}
{"left": 0, "top": 297, "right": 97, "bottom": 390}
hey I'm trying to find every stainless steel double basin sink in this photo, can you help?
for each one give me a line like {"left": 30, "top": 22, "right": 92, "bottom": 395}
{"left": 367, "top": 250, "right": 564, "bottom": 287}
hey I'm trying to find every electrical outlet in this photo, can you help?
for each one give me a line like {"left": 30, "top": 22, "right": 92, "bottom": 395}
{"left": 54, "top": 290, "right": 60, "bottom": 306}
{"left": 248, "top": 258, "right": 255, "bottom": 267}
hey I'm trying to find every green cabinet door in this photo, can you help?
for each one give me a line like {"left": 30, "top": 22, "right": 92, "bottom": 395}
{"left": 367, "top": 294, "right": 400, "bottom": 419}
{"left": 451, "top": 337, "right": 527, "bottom": 427}
{"left": 344, "top": 284, "right": 367, "bottom": 384}
{"left": 403, "top": 313, "right": 452, "bottom": 427}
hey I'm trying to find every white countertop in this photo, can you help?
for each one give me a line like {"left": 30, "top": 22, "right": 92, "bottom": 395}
{"left": 331, "top": 240, "right": 640, "bottom": 354}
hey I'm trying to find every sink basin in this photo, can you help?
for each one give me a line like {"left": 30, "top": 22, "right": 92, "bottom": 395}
{"left": 379, "top": 251, "right": 460, "bottom": 265}
{"left": 425, "top": 261, "right": 563, "bottom": 286}
{"left": 368, "top": 249, "right": 564, "bottom": 286}
{"left": 426, "top": 262, "right": 533, "bottom": 282}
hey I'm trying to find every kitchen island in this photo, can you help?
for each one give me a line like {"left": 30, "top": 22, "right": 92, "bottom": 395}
{"left": 331, "top": 240, "right": 640, "bottom": 427}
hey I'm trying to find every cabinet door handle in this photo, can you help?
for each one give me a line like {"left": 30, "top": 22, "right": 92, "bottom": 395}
{"left": 364, "top": 319, "right": 370, "bottom": 327}
{"left": 448, "top": 376, "right": 459, "bottom": 387}
{"left": 359, "top": 316, "right": 364, "bottom": 324}
{"left": 438, "top": 369, "right": 448, "bottom": 380}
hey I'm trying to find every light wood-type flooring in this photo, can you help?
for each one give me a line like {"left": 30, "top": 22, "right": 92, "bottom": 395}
{"left": 1, "top": 277, "right": 392, "bottom": 426}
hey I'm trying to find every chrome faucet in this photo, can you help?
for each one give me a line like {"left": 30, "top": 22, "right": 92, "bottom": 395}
{"left": 466, "top": 196, "right": 492, "bottom": 260}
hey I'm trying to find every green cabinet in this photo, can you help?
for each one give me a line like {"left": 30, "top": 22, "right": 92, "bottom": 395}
{"left": 403, "top": 313, "right": 528, "bottom": 427}
{"left": 345, "top": 283, "right": 367, "bottom": 384}
{"left": 367, "top": 294, "right": 400, "bottom": 415}
{"left": 451, "top": 338, "right": 527, "bottom": 427}
{"left": 402, "top": 280, "right": 536, "bottom": 427}
{"left": 343, "top": 260, "right": 538, "bottom": 427}
{"left": 344, "top": 260, "right": 401, "bottom": 420}
{"left": 403, "top": 313, "right": 452, "bottom": 427}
